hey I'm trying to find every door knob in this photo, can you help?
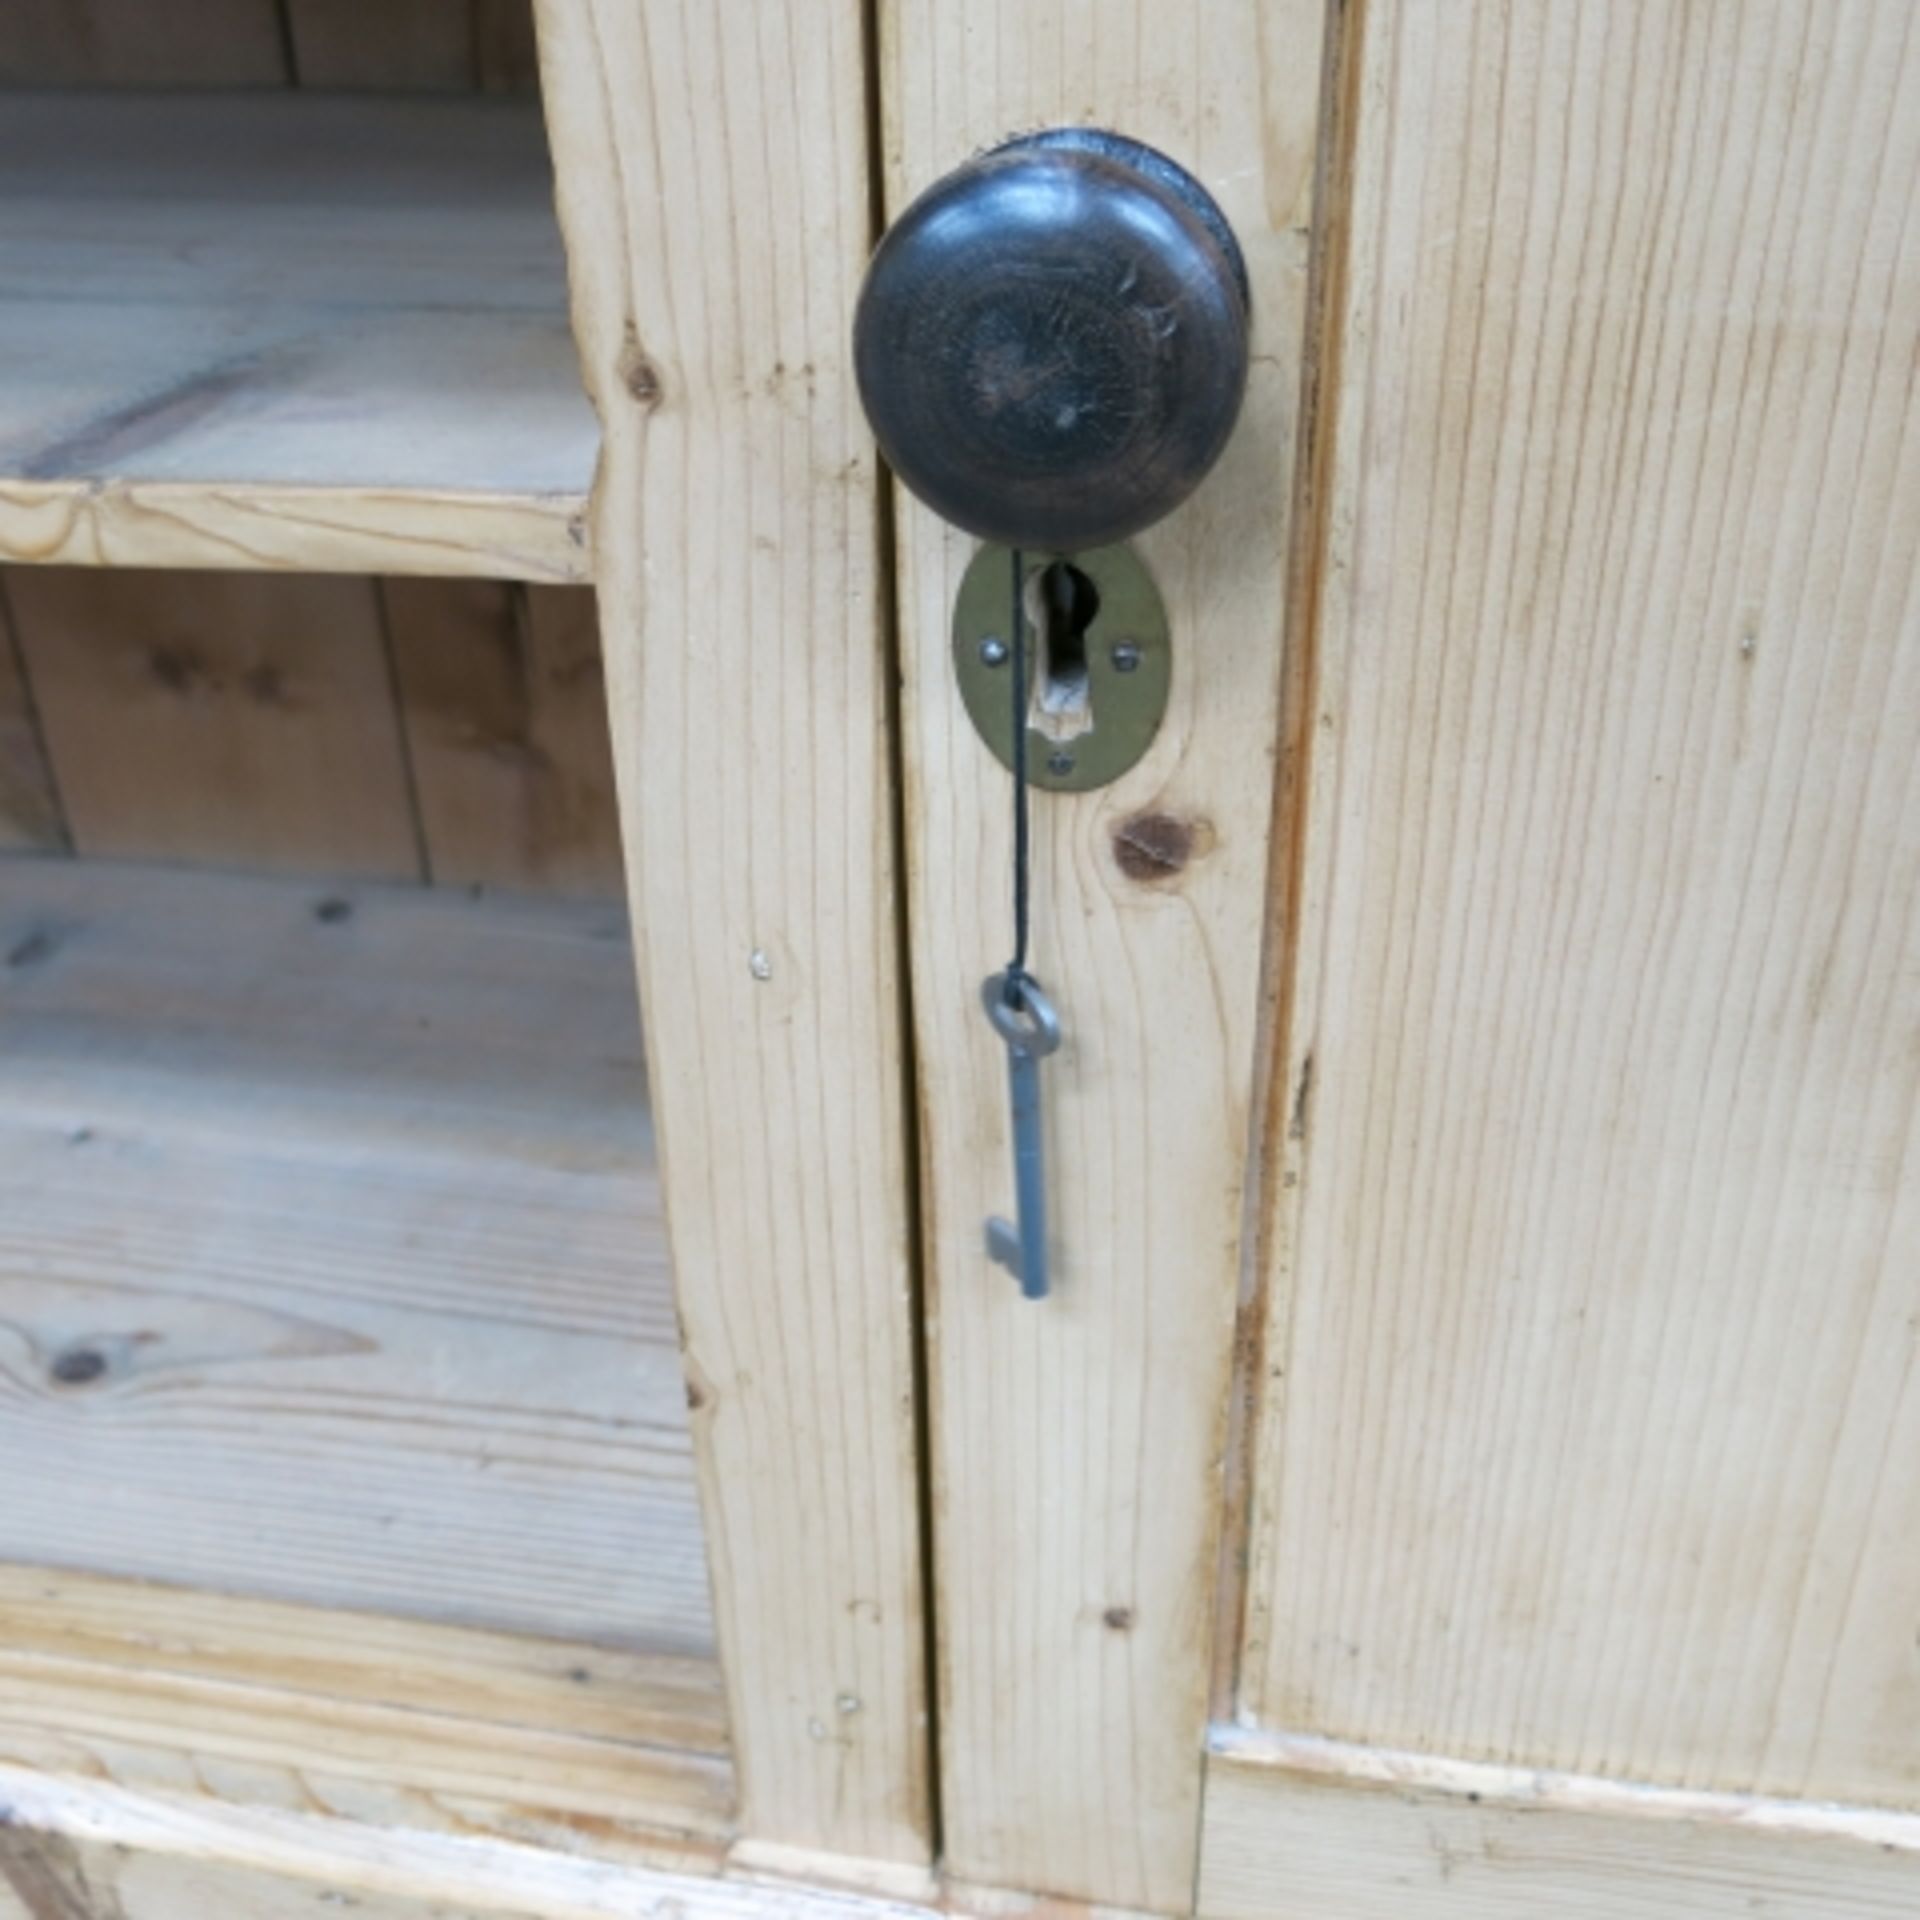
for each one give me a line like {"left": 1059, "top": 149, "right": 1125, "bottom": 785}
{"left": 854, "top": 129, "right": 1250, "bottom": 551}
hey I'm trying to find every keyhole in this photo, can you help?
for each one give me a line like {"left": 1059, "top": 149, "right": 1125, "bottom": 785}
{"left": 1024, "top": 560, "right": 1101, "bottom": 743}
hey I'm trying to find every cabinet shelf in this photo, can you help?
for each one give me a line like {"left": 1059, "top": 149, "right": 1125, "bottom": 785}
{"left": 0, "top": 857, "right": 710, "bottom": 1659}
{"left": 0, "top": 93, "right": 598, "bottom": 580}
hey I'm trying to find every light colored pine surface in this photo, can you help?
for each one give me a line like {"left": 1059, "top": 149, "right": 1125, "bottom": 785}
{"left": 536, "top": 0, "right": 931, "bottom": 1868}
{"left": 0, "top": 1566, "right": 732, "bottom": 1862}
{"left": 6, "top": 569, "right": 421, "bottom": 879}
{"left": 385, "top": 580, "right": 623, "bottom": 897}
{"left": 879, "top": 2, "right": 1324, "bottom": 1906}
{"left": 0, "top": 857, "right": 713, "bottom": 1655}
{"left": 1242, "top": 0, "right": 1920, "bottom": 1815}
{"left": 0, "top": 1834, "right": 523, "bottom": 1920}
{"left": 1, "top": 1834, "right": 486, "bottom": 1920}
{"left": 1198, "top": 1745, "right": 1920, "bottom": 1920}
{"left": 0, "top": 93, "right": 594, "bottom": 580}
{"left": 0, "top": 1770, "right": 955, "bottom": 1920}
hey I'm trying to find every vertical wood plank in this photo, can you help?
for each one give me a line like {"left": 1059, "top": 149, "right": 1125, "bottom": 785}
{"left": 534, "top": 0, "right": 931, "bottom": 1872}
{"left": 0, "top": 0, "right": 289, "bottom": 86}
{"left": 385, "top": 580, "right": 622, "bottom": 897}
{"left": 284, "top": 0, "right": 475, "bottom": 91}
{"left": 1240, "top": 0, "right": 1920, "bottom": 1819}
{"left": 474, "top": 0, "right": 541, "bottom": 95}
{"left": 0, "top": 582, "right": 64, "bottom": 853}
{"left": 283, "top": 1, "right": 539, "bottom": 96}
{"left": 7, "top": 570, "right": 421, "bottom": 880}
{"left": 880, "top": 2, "right": 1325, "bottom": 1906}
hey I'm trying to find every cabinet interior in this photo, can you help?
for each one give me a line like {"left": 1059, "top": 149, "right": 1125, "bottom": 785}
{"left": 0, "top": 0, "right": 733, "bottom": 1870}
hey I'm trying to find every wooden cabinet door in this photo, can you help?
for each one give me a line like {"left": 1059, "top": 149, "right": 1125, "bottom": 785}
{"left": 542, "top": 5, "right": 1920, "bottom": 1914}
{"left": 879, "top": 2, "right": 1326, "bottom": 1910}
{"left": 1203, "top": 3, "right": 1920, "bottom": 1915}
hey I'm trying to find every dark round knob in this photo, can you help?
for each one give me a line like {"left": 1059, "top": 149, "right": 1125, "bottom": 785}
{"left": 853, "top": 129, "right": 1251, "bottom": 552}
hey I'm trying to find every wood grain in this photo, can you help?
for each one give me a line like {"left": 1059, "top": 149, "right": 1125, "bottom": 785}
{"left": 385, "top": 580, "right": 622, "bottom": 898}
{"left": 0, "top": 858, "right": 712, "bottom": 1655}
{"left": 1242, "top": 0, "right": 1920, "bottom": 1817}
{"left": 0, "top": 1771, "right": 950, "bottom": 1920}
{"left": 0, "top": 94, "right": 594, "bottom": 582}
{"left": 6, "top": 571, "right": 420, "bottom": 879}
{"left": 0, "top": 1568, "right": 731, "bottom": 1863}
{"left": 1198, "top": 1741, "right": 1920, "bottom": 1920}
{"left": 0, "top": 1833, "right": 532, "bottom": 1920}
{"left": 535, "top": 0, "right": 930, "bottom": 1868}
{"left": 0, "top": 1832, "right": 446, "bottom": 1920}
{"left": 0, "top": 582, "right": 62, "bottom": 852}
{"left": 880, "top": 1, "right": 1324, "bottom": 1906}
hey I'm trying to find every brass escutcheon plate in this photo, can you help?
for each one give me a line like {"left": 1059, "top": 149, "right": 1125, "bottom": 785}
{"left": 951, "top": 542, "right": 1171, "bottom": 793}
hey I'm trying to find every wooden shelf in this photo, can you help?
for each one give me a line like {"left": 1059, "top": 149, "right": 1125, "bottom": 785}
{"left": 0, "top": 857, "right": 712, "bottom": 1658}
{"left": 0, "top": 1565, "right": 734, "bottom": 1862}
{"left": 0, "top": 93, "right": 598, "bottom": 580}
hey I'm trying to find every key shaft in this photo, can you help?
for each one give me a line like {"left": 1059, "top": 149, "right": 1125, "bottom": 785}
{"left": 981, "top": 971, "right": 1063, "bottom": 1300}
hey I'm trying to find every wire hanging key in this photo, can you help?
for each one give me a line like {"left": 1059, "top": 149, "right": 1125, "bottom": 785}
{"left": 981, "top": 970, "right": 1062, "bottom": 1299}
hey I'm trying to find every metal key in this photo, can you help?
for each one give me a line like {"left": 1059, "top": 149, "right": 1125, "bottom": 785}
{"left": 981, "top": 970, "right": 1063, "bottom": 1299}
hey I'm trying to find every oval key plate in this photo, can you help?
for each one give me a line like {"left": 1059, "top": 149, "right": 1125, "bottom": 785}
{"left": 951, "top": 542, "right": 1171, "bottom": 793}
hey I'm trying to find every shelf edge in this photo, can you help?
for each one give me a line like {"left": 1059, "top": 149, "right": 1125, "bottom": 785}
{"left": 0, "top": 479, "right": 593, "bottom": 583}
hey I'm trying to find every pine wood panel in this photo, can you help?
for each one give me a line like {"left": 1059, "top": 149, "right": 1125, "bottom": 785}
{"left": 534, "top": 0, "right": 929, "bottom": 1867}
{"left": 0, "top": 1568, "right": 731, "bottom": 1864}
{"left": 0, "top": 0, "right": 288, "bottom": 87}
{"left": 6, "top": 570, "right": 420, "bottom": 878}
{"left": 0, "top": 582, "right": 62, "bottom": 852}
{"left": 0, "top": 859, "right": 713, "bottom": 1654}
{"left": 1198, "top": 1744, "right": 1920, "bottom": 1920}
{"left": 0, "top": 1835, "right": 526, "bottom": 1920}
{"left": 2, "top": 1834, "right": 486, "bottom": 1920}
{"left": 385, "top": 580, "right": 622, "bottom": 897}
{"left": 0, "top": 94, "right": 594, "bottom": 581}
{"left": 1242, "top": 0, "right": 1920, "bottom": 1817}
{"left": 0, "top": 1565, "right": 726, "bottom": 1755}
{"left": 0, "top": 1772, "right": 953, "bottom": 1920}
{"left": 880, "top": 2, "right": 1324, "bottom": 1906}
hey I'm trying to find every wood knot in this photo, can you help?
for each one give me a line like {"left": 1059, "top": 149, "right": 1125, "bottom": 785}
{"left": 50, "top": 1347, "right": 107, "bottom": 1388}
{"left": 1103, "top": 1605, "right": 1135, "bottom": 1632}
{"left": 148, "top": 643, "right": 207, "bottom": 695}
{"left": 1112, "top": 811, "right": 1203, "bottom": 883}
{"left": 617, "top": 330, "right": 665, "bottom": 409}
{"left": 6, "top": 928, "right": 56, "bottom": 970}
